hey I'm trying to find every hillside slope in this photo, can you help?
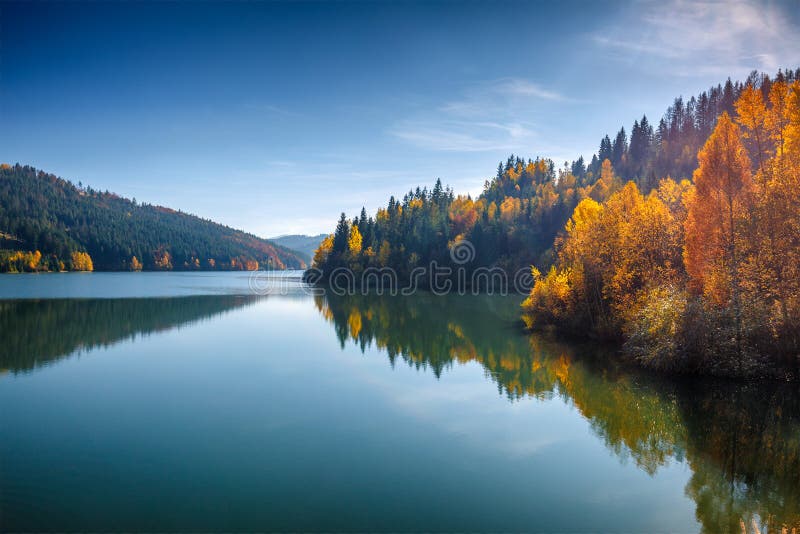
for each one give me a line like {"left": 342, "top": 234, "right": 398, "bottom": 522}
{"left": 0, "top": 164, "right": 306, "bottom": 272}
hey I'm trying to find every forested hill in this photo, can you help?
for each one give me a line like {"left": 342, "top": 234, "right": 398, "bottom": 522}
{"left": 0, "top": 164, "right": 306, "bottom": 272}
{"left": 312, "top": 68, "right": 799, "bottom": 283}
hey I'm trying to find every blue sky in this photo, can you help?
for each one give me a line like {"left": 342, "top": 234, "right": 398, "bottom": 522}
{"left": 2, "top": 1, "right": 799, "bottom": 237}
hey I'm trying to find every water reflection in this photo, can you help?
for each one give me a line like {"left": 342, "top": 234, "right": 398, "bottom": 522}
{"left": 316, "top": 292, "right": 800, "bottom": 533}
{"left": 0, "top": 295, "right": 259, "bottom": 374}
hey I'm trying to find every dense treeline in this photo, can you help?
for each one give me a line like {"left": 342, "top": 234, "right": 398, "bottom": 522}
{"left": 0, "top": 164, "right": 306, "bottom": 272}
{"left": 314, "top": 70, "right": 798, "bottom": 286}
{"left": 312, "top": 157, "right": 615, "bottom": 282}
{"left": 524, "top": 77, "right": 800, "bottom": 377}
{"left": 582, "top": 68, "right": 800, "bottom": 191}
{"left": 317, "top": 292, "right": 800, "bottom": 532}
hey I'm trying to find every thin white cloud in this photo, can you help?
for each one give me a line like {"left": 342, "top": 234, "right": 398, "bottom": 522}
{"left": 440, "top": 77, "right": 567, "bottom": 117}
{"left": 391, "top": 78, "right": 567, "bottom": 152}
{"left": 493, "top": 78, "right": 566, "bottom": 101}
{"left": 595, "top": 0, "right": 800, "bottom": 77}
{"left": 391, "top": 120, "right": 535, "bottom": 152}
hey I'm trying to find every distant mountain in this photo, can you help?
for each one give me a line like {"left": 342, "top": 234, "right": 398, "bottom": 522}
{"left": 269, "top": 234, "right": 327, "bottom": 263}
{"left": 0, "top": 164, "right": 307, "bottom": 272}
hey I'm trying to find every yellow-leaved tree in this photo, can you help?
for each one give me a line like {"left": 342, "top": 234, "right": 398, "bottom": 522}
{"left": 348, "top": 225, "right": 363, "bottom": 255}
{"left": 71, "top": 251, "right": 94, "bottom": 272}
{"left": 312, "top": 235, "right": 334, "bottom": 269}
{"left": 524, "top": 179, "right": 688, "bottom": 338}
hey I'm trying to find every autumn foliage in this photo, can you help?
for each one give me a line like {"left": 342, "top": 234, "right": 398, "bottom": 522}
{"left": 70, "top": 251, "right": 94, "bottom": 272}
{"left": 0, "top": 250, "right": 45, "bottom": 273}
{"left": 684, "top": 113, "right": 753, "bottom": 304}
{"left": 523, "top": 178, "right": 689, "bottom": 338}
{"left": 524, "top": 80, "right": 800, "bottom": 377}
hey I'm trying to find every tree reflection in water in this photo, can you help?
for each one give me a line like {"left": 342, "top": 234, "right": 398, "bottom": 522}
{"left": 0, "top": 295, "right": 259, "bottom": 374}
{"left": 316, "top": 292, "right": 800, "bottom": 533}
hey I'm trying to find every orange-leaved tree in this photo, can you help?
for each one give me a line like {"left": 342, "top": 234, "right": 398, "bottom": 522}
{"left": 684, "top": 112, "right": 754, "bottom": 364}
{"left": 685, "top": 113, "right": 754, "bottom": 302}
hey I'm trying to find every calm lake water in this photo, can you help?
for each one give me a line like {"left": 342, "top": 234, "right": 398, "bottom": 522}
{"left": 1, "top": 273, "right": 798, "bottom": 532}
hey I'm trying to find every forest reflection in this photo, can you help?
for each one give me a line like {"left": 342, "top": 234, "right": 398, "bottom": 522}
{"left": 0, "top": 295, "right": 259, "bottom": 374}
{"left": 316, "top": 292, "right": 800, "bottom": 533}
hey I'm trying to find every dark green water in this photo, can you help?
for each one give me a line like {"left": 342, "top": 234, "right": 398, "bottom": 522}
{"left": 0, "top": 273, "right": 798, "bottom": 532}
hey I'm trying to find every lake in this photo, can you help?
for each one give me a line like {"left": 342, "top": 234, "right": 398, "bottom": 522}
{"left": 1, "top": 273, "right": 798, "bottom": 532}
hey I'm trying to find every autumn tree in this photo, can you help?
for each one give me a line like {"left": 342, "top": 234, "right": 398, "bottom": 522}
{"left": 685, "top": 114, "right": 753, "bottom": 301}
{"left": 735, "top": 81, "right": 792, "bottom": 328}
{"left": 348, "top": 225, "right": 363, "bottom": 255}
{"left": 71, "top": 251, "right": 94, "bottom": 271}
{"left": 153, "top": 248, "right": 173, "bottom": 270}
{"left": 684, "top": 113, "right": 754, "bottom": 364}
{"left": 736, "top": 85, "right": 772, "bottom": 175}
{"left": 758, "top": 81, "right": 800, "bottom": 352}
{"left": 588, "top": 159, "right": 619, "bottom": 202}
{"left": 312, "top": 235, "right": 334, "bottom": 269}
{"left": 448, "top": 196, "right": 479, "bottom": 238}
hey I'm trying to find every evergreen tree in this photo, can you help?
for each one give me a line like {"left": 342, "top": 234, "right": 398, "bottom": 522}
{"left": 332, "top": 213, "right": 350, "bottom": 254}
{"left": 611, "top": 127, "right": 628, "bottom": 171}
